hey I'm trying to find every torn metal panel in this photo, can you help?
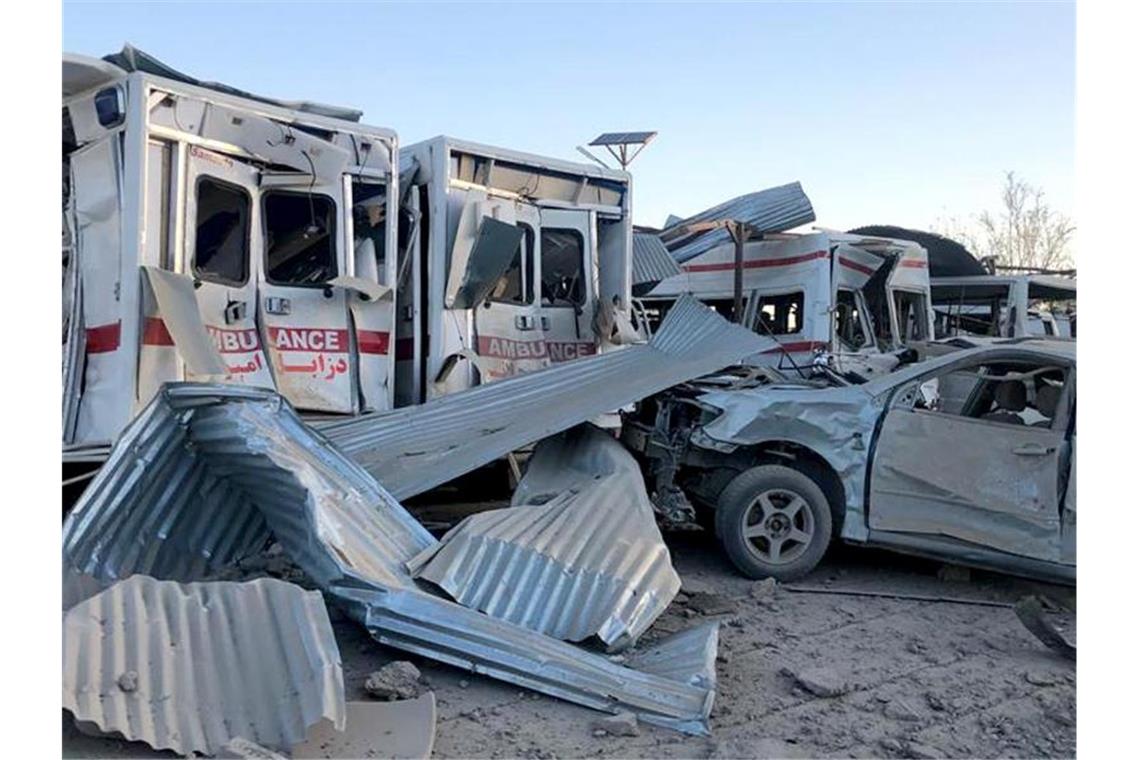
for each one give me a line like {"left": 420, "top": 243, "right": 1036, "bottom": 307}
{"left": 61, "top": 384, "right": 716, "bottom": 734}
{"left": 292, "top": 695, "right": 437, "bottom": 759}
{"left": 342, "top": 586, "right": 715, "bottom": 734}
{"left": 448, "top": 217, "right": 525, "bottom": 309}
{"left": 410, "top": 466, "right": 680, "bottom": 647}
{"left": 140, "top": 266, "right": 227, "bottom": 375}
{"left": 625, "top": 621, "right": 719, "bottom": 691}
{"left": 632, "top": 232, "right": 682, "bottom": 289}
{"left": 662, "top": 183, "right": 816, "bottom": 264}
{"left": 62, "top": 576, "right": 344, "bottom": 756}
{"left": 320, "top": 295, "right": 773, "bottom": 500}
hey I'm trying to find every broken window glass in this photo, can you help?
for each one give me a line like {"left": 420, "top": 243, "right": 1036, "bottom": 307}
{"left": 752, "top": 292, "right": 803, "bottom": 336}
{"left": 193, "top": 177, "right": 250, "bottom": 286}
{"left": 489, "top": 224, "right": 535, "bottom": 304}
{"left": 540, "top": 228, "right": 585, "bottom": 306}
{"left": 893, "top": 291, "right": 929, "bottom": 341}
{"left": 352, "top": 181, "right": 386, "bottom": 285}
{"left": 834, "top": 289, "right": 867, "bottom": 349}
{"left": 264, "top": 191, "right": 337, "bottom": 285}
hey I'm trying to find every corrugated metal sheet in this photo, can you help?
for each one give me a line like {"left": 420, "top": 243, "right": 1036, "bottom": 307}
{"left": 319, "top": 295, "right": 772, "bottom": 500}
{"left": 62, "top": 576, "right": 344, "bottom": 756}
{"left": 632, "top": 232, "right": 682, "bottom": 288}
{"left": 410, "top": 425, "right": 678, "bottom": 648}
{"left": 61, "top": 384, "right": 717, "bottom": 734}
{"left": 62, "top": 384, "right": 435, "bottom": 590}
{"left": 344, "top": 586, "right": 715, "bottom": 735}
{"left": 662, "top": 182, "right": 816, "bottom": 263}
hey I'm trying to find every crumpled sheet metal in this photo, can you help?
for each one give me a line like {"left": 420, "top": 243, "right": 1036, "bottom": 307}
{"left": 340, "top": 586, "right": 715, "bottom": 734}
{"left": 62, "top": 575, "right": 344, "bottom": 756}
{"left": 61, "top": 384, "right": 717, "bottom": 734}
{"left": 509, "top": 422, "right": 644, "bottom": 507}
{"left": 662, "top": 182, "right": 816, "bottom": 263}
{"left": 61, "top": 384, "right": 434, "bottom": 591}
{"left": 319, "top": 294, "right": 773, "bottom": 500}
{"left": 624, "top": 621, "right": 720, "bottom": 691}
{"left": 409, "top": 425, "right": 680, "bottom": 648}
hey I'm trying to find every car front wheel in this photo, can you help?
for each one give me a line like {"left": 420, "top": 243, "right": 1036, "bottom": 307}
{"left": 715, "top": 464, "right": 833, "bottom": 581}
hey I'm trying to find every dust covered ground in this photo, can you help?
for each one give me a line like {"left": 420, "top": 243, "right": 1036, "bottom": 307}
{"left": 63, "top": 531, "right": 1076, "bottom": 759}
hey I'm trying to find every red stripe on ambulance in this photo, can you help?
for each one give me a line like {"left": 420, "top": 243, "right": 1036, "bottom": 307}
{"left": 85, "top": 322, "right": 122, "bottom": 354}
{"left": 357, "top": 330, "right": 391, "bottom": 355}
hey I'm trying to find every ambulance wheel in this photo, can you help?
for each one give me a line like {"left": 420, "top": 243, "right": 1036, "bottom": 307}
{"left": 715, "top": 465, "right": 832, "bottom": 581}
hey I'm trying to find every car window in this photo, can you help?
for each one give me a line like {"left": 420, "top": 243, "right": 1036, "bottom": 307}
{"left": 910, "top": 360, "right": 1068, "bottom": 429}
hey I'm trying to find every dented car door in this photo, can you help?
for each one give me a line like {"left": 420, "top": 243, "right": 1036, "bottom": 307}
{"left": 867, "top": 367, "right": 1069, "bottom": 563}
{"left": 183, "top": 146, "right": 274, "bottom": 387}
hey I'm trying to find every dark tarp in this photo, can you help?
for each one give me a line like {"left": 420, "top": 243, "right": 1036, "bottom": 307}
{"left": 102, "top": 44, "right": 363, "bottom": 122}
{"left": 848, "top": 225, "right": 986, "bottom": 278}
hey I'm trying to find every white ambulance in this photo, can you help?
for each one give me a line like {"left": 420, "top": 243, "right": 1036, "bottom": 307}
{"left": 63, "top": 48, "right": 399, "bottom": 458}
{"left": 395, "top": 137, "right": 636, "bottom": 404}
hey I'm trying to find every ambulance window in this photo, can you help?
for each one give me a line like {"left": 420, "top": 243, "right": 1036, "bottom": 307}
{"left": 835, "top": 289, "right": 868, "bottom": 348}
{"left": 753, "top": 292, "right": 803, "bottom": 336}
{"left": 490, "top": 223, "right": 535, "bottom": 304}
{"left": 540, "top": 228, "right": 585, "bottom": 306}
{"left": 193, "top": 178, "right": 250, "bottom": 286}
{"left": 264, "top": 191, "right": 338, "bottom": 285}
{"left": 894, "top": 291, "right": 929, "bottom": 341}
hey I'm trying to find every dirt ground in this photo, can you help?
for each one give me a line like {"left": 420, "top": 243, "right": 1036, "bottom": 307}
{"left": 63, "top": 530, "right": 1076, "bottom": 759}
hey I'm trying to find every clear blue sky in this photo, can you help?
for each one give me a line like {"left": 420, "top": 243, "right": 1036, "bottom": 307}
{"left": 64, "top": 1, "right": 1074, "bottom": 230}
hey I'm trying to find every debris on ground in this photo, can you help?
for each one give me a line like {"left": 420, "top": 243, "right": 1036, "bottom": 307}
{"left": 365, "top": 661, "right": 425, "bottom": 701}
{"left": 217, "top": 737, "right": 288, "bottom": 759}
{"left": 61, "top": 385, "right": 718, "bottom": 735}
{"left": 749, "top": 577, "right": 778, "bottom": 601}
{"left": 589, "top": 711, "right": 640, "bottom": 737}
{"left": 686, "top": 591, "right": 737, "bottom": 616}
{"left": 786, "top": 666, "right": 851, "bottom": 697}
{"left": 1014, "top": 595, "right": 1077, "bottom": 660}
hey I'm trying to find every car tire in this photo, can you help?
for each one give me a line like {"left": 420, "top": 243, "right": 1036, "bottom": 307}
{"left": 715, "top": 464, "right": 833, "bottom": 581}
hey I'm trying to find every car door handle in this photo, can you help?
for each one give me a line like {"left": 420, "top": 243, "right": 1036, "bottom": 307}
{"left": 1012, "top": 443, "right": 1055, "bottom": 456}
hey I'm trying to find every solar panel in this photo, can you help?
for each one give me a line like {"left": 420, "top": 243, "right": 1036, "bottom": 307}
{"left": 589, "top": 131, "right": 657, "bottom": 146}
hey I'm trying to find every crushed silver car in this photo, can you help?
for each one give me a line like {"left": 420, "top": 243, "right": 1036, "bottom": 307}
{"left": 623, "top": 340, "right": 1075, "bottom": 583}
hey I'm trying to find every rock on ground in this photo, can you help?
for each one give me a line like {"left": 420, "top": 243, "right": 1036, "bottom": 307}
{"left": 790, "top": 666, "right": 850, "bottom": 697}
{"left": 364, "top": 661, "right": 424, "bottom": 701}
{"left": 589, "top": 711, "right": 640, "bottom": 737}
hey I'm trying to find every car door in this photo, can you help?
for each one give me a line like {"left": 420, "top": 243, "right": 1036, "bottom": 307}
{"left": 539, "top": 208, "right": 597, "bottom": 362}
{"left": 183, "top": 145, "right": 274, "bottom": 388}
{"left": 258, "top": 176, "right": 356, "bottom": 413}
{"left": 471, "top": 200, "right": 549, "bottom": 380}
{"left": 867, "top": 362, "right": 1069, "bottom": 563}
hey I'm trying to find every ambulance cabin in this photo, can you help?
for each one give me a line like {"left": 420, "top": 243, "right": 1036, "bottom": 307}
{"left": 63, "top": 48, "right": 399, "bottom": 456}
{"left": 643, "top": 227, "right": 934, "bottom": 380}
{"left": 396, "top": 137, "right": 635, "bottom": 405}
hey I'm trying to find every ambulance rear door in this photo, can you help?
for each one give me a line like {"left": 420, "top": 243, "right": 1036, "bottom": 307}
{"left": 183, "top": 145, "right": 273, "bottom": 387}
{"left": 257, "top": 175, "right": 356, "bottom": 413}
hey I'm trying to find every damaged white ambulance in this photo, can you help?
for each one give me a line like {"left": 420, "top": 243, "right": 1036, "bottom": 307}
{"left": 63, "top": 47, "right": 400, "bottom": 461}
